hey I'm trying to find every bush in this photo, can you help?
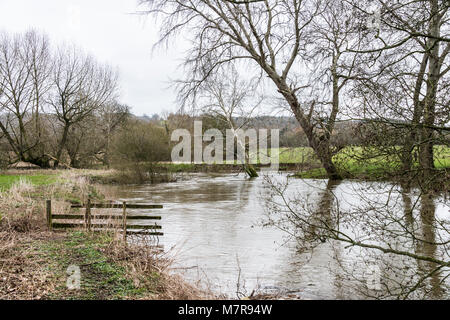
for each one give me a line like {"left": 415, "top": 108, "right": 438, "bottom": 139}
{"left": 110, "top": 120, "right": 171, "bottom": 183}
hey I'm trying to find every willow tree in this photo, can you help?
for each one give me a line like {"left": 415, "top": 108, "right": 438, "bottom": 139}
{"left": 140, "top": 0, "right": 356, "bottom": 179}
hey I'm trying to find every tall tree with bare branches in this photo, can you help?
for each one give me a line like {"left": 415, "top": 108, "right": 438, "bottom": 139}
{"left": 347, "top": 0, "right": 449, "bottom": 181}
{"left": 48, "top": 46, "right": 118, "bottom": 167}
{"left": 0, "top": 30, "right": 52, "bottom": 167}
{"left": 140, "top": 0, "right": 359, "bottom": 179}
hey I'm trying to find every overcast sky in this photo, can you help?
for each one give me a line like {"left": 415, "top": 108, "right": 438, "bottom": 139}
{"left": 0, "top": 0, "right": 184, "bottom": 116}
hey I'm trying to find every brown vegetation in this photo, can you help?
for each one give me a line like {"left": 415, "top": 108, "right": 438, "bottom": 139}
{"left": 0, "top": 172, "right": 210, "bottom": 300}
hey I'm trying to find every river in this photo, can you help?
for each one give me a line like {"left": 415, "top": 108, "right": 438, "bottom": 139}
{"left": 97, "top": 172, "right": 450, "bottom": 299}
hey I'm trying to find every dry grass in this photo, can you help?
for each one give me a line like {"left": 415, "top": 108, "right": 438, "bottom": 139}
{"left": 0, "top": 170, "right": 212, "bottom": 300}
{"left": 0, "top": 231, "right": 65, "bottom": 300}
{"left": 101, "top": 237, "right": 214, "bottom": 300}
{"left": 0, "top": 179, "right": 45, "bottom": 233}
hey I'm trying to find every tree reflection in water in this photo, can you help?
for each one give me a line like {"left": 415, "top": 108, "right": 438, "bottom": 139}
{"left": 264, "top": 175, "right": 449, "bottom": 299}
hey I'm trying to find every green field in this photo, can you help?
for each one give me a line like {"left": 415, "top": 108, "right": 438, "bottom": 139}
{"left": 275, "top": 145, "right": 449, "bottom": 165}
{"left": 276, "top": 146, "right": 450, "bottom": 178}
{"left": 0, "top": 174, "right": 59, "bottom": 191}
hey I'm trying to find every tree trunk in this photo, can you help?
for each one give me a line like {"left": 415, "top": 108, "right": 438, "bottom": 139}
{"left": 55, "top": 124, "right": 70, "bottom": 168}
{"left": 308, "top": 134, "right": 341, "bottom": 180}
{"left": 401, "top": 53, "right": 429, "bottom": 175}
{"left": 419, "top": 0, "right": 441, "bottom": 179}
{"left": 272, "top": 74, "right": 342, "bottom": 180}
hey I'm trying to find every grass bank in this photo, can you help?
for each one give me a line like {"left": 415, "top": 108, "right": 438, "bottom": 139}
{"left": 117, "top": 146, "right": 449, "bottom": 181}
{"left": 0, "top": 172, "right": 59, "bottom": 191}
{"left": 0, "top": 230, "right": 206, "bottom": 300}
{"left": 0, "top": 170, "right": 209, "bottom": 300}
{"left": 289, "top": 146, "right": 450, "bottom": 181}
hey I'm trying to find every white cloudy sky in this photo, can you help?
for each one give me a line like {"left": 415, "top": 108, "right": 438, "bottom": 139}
{"left": 0, "top": 0, "right": 184, "bottom": 116}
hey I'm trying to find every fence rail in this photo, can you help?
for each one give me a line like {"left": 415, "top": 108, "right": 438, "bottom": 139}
{"left": 70, "top": 203, "right": 163, "bottom": 209}
{"left": 46, "top": 199, "right": 164, "bottom": 240}
{"left": 51, "top": 214, "right": 162, "bottom": 221}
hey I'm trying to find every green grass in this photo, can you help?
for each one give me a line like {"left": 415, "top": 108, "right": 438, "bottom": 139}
{"left": 150, "top": 146, "right": 450, "bottom": 180}
{"left": 290, "top": 145, "right": 450, "bottom": 179}
{"left": 164, "top": 163, "right": 197, "bottom": 172}
{"left": 0, "top": 174, "right": 59, "bottom": 191}
{"left": 273, "top": 145, "right": 449, "bottom": 166}
{"left": 0, "top": 172, "right": 105, "bottom": 207}
{"left": 275, "top": 147, "right": 318, "bottom": 164}
{"left": 42, "top": 231, "right": 157, "bottom": 300}
{"left": 434, "top": 145, "right": 450, "bottom": 168}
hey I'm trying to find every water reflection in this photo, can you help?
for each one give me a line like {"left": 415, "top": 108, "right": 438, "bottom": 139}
{"left": 417, "top": 193, "right": 444, "bottom": 299}
{"left": 97, "top": 173, "right": 449, "bottom": 299}
{"left": 398, "top": 187, "right": 447, "bottom": 299}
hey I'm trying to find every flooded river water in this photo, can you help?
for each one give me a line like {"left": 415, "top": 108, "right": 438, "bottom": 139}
{"left": 98, "top": 173, "right": 449, "bottom": 299}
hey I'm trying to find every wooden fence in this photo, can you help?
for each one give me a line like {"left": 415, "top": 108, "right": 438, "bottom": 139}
{"left": 46, "top": 199, "right": 164, "bottom": 241}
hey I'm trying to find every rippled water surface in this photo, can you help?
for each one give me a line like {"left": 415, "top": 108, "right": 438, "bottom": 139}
{"left": 98, "top": 173, "right": 449, "bottom": 299}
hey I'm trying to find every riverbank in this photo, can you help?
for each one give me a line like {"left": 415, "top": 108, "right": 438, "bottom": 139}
{"left": 1, "top": 167, "right": 449, "bottom": 299}
{"left": 153, "top": 146, "right": 450, "bottom": 189}
{"left": 0, "top": 230, "right": 208, "bottom": 300}
{"left": 0, "top": 171, "right": 210, "bottom": 300}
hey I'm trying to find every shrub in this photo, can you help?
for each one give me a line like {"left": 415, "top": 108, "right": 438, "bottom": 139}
{"left": 110, "top": 120, "right": 171, "bottom": 183}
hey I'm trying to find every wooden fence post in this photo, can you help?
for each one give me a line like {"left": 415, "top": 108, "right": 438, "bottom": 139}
{"left": 85, "top": 197, "right": 91, "bottom": 232}
{"left": 122, "top": 201, "right": 127, "bottom": 242}
{"left": 46, "top": 200, "right": 52, "bottom": 231}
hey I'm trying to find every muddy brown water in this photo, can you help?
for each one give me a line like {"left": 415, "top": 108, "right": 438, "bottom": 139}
{"left": 98, "top": 173, "right": 449, "bottom": 299}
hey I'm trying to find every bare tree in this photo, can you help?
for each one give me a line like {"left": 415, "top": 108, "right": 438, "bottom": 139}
{"left": 195, "top": 69, "right": 264, "bottom": 176}
{"left": 0, "top": 30, "right": 52, "bottom": 167}
{"left": 48, "top": 45, "right": 119, "bottom": 167}
{"left": 347, "top": 0, "right": 449, "bottom": 181}
{"left": 65, "top": 101, "right": 129, "bottom": 168}
{"left": 140, "top": 0, "right": 359, "bottom": 179}
{"left": 23, "top": 30, "right": 52, "bottom": 160}
{"left": 300, "top": 0, "right": 362, "bottom": 162}
{"left": 96, "top": 102, "right": 129, "bottom": 168}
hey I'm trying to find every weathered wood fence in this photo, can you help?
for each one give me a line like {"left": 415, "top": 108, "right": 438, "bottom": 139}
{"left": 46, "top": 199, "right": 164, "bottom": 241}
